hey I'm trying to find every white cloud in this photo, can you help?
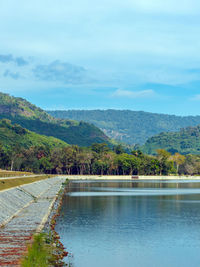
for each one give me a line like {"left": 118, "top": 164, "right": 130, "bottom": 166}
{"left": 129, "top": 0, "right": 200, "bottom": 15}
{"left": 112, "top": 89, "right": 155, "bottom": 98}
{"left": 190, "top": 94, "right": 200, "bottom": 101}
{"left": 32, "top": 60, "right": 87, "bottom": 83}
{"left": 1, "top": 0, "right": 200, "bottom": 88}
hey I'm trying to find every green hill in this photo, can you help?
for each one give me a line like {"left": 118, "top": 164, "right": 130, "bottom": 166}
{"left": 47, "top": 109, "right": 200, "bottom": 145}
{"left": 0, "top": 119, "right": 67, "bottom": 149}
{"left": 0, "top": 93, "right": 110, "bottom": 147}
{"left": 142, "top": 125, "right": 200, "bottom": 155}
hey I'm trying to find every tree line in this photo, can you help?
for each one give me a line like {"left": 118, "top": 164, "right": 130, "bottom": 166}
{"left": 1, "top": 142, "right": 200, "bottom": 176}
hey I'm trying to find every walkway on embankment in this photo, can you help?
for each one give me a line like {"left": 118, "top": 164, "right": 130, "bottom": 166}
{"left": 0, "top": 176, "right": 65, "bottom": 266}
{"left": 0, "top": 174, "right": 44, "bottom": 180}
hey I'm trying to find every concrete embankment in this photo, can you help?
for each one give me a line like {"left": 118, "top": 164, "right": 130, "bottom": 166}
{"left": 0, "top": 176, "right": 65, "bottom": 266}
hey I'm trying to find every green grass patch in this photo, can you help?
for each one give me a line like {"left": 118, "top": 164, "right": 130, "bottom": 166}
{"left": 21, "top": 233, "right": 55, "bottom": 267}
{"left": 0, "top": 175, "right": 52, "bottom": 191}
{"left": 21, "top": 232, "right": 68, "bottom": 266}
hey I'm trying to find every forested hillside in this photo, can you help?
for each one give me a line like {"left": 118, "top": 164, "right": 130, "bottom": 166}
{"left": 0, "top": 119, "right": 67, "bottom": 149}
{"left": 142, "top": 125, "right": 200, "bottom": 155}
{"left": 0, "top": 93, "right": 110, "bottom": 147}
{"left": 48, "top": 110, "right": 200, "bottom": 145}
{"left": 0, "top": 108, "right": 199, "bottom": 176}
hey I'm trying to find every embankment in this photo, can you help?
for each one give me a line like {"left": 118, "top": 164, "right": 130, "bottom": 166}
{"left": 0, "top": 176, "right": 65, "bottom": 266}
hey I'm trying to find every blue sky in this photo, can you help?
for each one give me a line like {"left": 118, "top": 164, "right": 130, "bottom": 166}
{"left": 1, "top": 0, "right": 200, "bottom": 115}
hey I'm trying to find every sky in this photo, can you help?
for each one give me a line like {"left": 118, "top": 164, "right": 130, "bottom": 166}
{"left": 1, "top": 0, "right": 200, "bottom": 115}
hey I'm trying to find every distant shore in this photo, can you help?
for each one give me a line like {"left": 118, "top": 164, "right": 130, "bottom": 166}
{"left": 60, "top": 175, "right": 200, "bottom": 180}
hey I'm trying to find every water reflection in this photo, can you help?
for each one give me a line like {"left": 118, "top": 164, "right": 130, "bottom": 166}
{"left": 56, "top": 180, "right": 200, "bottom": 267}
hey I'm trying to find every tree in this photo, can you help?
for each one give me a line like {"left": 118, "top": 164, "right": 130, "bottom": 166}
{"left": 60, "top": 147, "right": 75, "bottom": 174}
{"left": 156, "top": 149, "right": 173, "bottom": 175}
{"left": 179, "top": 154, "right": 199, "bottom": 175}
{"left": 116, "top": 154, "right": 140, "bottom": 175}
{"left": 114, "top": 144, "right": 125, "bottom": 154}
{"left": 139, "top": 156, "right": 160, "bottom": 175}
{"left": 39, "top": 157, "right": 53, "bottom": 173}
{"left": 156, "top": 149, "right": 171, "bottom": 160}
{"left": 0, "top": 143, "right": 10, "bottom": 169}
{"left": 171, "top": 153, "right": 185, "bottom": 174}
{"left": 8, "top": 143, "right": 23, "bottom": 171}
{"left": 91, "top": 143, "right": 109, "bottom": 154}
{"left": 131, "top": 150, "right": 144, "bottom": 158}
{"left": 103, "top": 152, "right": 117, "bottom": 175}
{"left": 50, "top": 148, "right": 63, "bottom": 174}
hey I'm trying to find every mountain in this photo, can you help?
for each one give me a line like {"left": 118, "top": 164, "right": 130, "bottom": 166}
{"left": 0, "top": 119, "right": 67, "bottom": 149}
{"left": 142, "top": 125, "right": 200, "bottom": 155}
{"left": 47, "top": 109, "right": 200, "bottom": 145}
{"left": 0, "top": 93, "right": 110, "bottom": 147}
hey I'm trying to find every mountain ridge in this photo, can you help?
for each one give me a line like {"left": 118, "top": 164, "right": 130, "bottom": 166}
{"left": 47, "top": 109, "right": 200, "bottom": 145}
{"left": 0, "top": 93, "right": 110, "bottom": 147}
{"left": 142, "top": 124, "right": 200, "bottom": 155}
{"left": 0, "top": 119, "right": 68, "bottom": 149}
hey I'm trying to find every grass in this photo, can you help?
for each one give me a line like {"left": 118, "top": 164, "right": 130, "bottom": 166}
{"left": 21, "top": 233, "right": 55, "bottom": 267}
{"left": 21, "top": 232, "right": 68, "bottom": 266}
{"left": 0, "top": 175, "right": 52, "bottom": 191}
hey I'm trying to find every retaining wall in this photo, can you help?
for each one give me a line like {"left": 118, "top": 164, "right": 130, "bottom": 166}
{"left": 0, "top": 176, "right": 65, "bottom": 266}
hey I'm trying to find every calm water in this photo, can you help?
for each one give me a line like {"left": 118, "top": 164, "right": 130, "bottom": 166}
{"left": 56, "top": 180, "right": 200, "bottom": 267}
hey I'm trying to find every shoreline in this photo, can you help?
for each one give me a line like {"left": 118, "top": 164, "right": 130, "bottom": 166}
{"left": 58, "top": 175, "right": 200, "bottom": 180}
{"left": 1, "top": 175, "right": 200, "bottom": 265}
{"left": 37, "top": 179, "right": 69, "bottom": 266}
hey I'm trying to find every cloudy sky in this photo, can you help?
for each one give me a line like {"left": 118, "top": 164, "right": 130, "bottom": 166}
{"left": 1, "top": 0, "right": 200, "bottom": 115}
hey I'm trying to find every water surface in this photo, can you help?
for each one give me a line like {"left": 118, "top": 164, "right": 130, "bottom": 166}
{"left": 56, "top": 180, "right": 200, "bottom": 267}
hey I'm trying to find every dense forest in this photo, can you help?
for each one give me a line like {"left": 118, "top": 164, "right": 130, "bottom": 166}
{"left": 0, "top": 132, "right": 199, "bottom": 176}
{"left": 48, "top": 109, "right": 200, "bottom": 145}
{"left": 142, "top": 125, "right": 200, "bottom": 155}
{"left": 0, "top": 92, "right": 200, "bottom": 176}
{"left": 0, "top": 93, "right": 110, "bottom": 147}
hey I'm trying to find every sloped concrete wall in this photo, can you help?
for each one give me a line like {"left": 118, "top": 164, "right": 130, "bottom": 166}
{"left": 0, "top": 177, "right": 64, "bottom": 226}
{"left": 0, "top": 176, "right": 66, "bottom": 266}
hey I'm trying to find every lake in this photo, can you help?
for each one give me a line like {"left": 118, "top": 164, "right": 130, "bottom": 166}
{"left": 55, "top": 179, "right": 200, "bottom": 267}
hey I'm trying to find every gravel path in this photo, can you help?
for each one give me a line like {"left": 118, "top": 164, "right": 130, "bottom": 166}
{"left": 0, "top": 177, "right": 65, "bottom": 266}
